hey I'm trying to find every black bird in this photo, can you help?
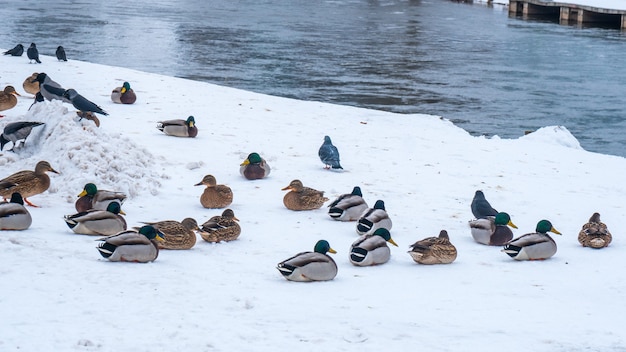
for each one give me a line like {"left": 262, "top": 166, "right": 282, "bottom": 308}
{"left": 63, "top": 89, "right": 108, "bottom": 116}
{"left": 0, "top": 121, "right": 45, "bottom": 151}
{"left": 30, "top": 73, "right": 70, "bottom": 102}
{"left": 28, "top": 92, "right": 45, "bottom": 110}
{"left": 55, "top": 46, "right": 67, "bottom": 61}
{"left": 470, "top": 190, "right": 498, "bottom": 219}
{"left": 27, "top": 43, "right": 41, "bottom": 63}
{"left": 3, "top": 44, "right": 24, "bottom": 56}
{"left": 318, "top": 135, "right": 343, "bottom": 170}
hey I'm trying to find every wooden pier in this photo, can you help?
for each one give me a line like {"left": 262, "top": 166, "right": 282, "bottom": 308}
{"left": 509, "top": 0, "right": 626, "bottom": 29}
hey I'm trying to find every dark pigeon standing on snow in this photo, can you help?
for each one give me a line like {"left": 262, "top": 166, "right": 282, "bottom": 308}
{"left": 63, "top": 89, "right": 108, "bottom": 116}
{"left": 318, "top": 135, "right": 343, "bottom": 170}
{"left": 27, "top": 43, "right": 41, "bottom": 63}
{"left": 56, "top": 46, "right": 67, "bottom": 61}
{"left": 3, "top": 44, "right": 24, "bottom": 56}
{"left": 0, "top": 121, "right": 45, "bottom": 151}
{"left": 470, "top": 190, "right": 498, "bottom": 219}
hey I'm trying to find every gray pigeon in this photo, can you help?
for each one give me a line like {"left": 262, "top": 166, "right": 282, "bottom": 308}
{"left": 470, "top": 190, "right": 498, "bottom": 219}
{"left": 3, "top": 44, "right": 24, "bottom": 56}
{"left": 318, "top": 135, "right": 342, "bottom": 169}
{"left": 0, "top": 121, "right": 45, "bottom": 151}
{"left": 27, "top": 43, "right": 41, "bottom": 63}
{"left": 63, "top": 89, "right": 108, "bottom": 116}
{"left": 56, "top": 46, "right": 67, "bottom": 61}
{"left": 31, "top": 73, "right": 70, "bottom": 102}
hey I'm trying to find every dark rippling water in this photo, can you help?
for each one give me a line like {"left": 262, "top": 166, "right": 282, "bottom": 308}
{"left": 2, "top": 0, "right": 625, "bottom": 156}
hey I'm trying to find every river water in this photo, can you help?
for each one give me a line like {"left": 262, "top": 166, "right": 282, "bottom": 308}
{"left": 1, "top": 0, "right": 625, "bottom": 156}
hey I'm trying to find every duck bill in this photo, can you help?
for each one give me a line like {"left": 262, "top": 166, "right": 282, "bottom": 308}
{"left": 240, "top": 159, "right": 250, "bottom": 166}
{"left": 388, "top": 238, "right": 399, "bottom": 247}
{"left": 156, "top": 232, "right": 165, "bottom": 241}
{"left": 119, "top": 209, "right": 127, "bottom": 216}
{"left": 551, "top": 227, "right": 562, "bottom": 235}
{"left": 77, "top": 189, "right": 88, "bottom": 197}
{"left": 508, "top": 221, "right": 518, "bottom": 229}
{"left": 328, "top": 247, "right": 337, "bottom": 254}
{"left": 50, "top": 168, "right": 60, "bottom": 174}
{"left": 281, "top": 186, "right": 292, "bottom": 191}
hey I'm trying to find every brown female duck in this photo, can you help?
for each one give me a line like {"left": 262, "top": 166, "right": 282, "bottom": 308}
{"left": 281, "top": 179, "right": 328, "bottom": 211}
{"left": 408, "top": 230, "right": 458, "bottom": 265}
{"left": 194, "top": 174, "right": 233, "bottom": 208}
{"left": 0, "top": 161, "right": 59, "bottom": 207}
{"left": 578, "top": 212, "right": 612, "bottom": 249}
{"left": 140, "top": 218, "right": 199, "bottom": 250}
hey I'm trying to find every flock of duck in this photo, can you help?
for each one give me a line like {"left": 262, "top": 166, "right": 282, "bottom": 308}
{"left": 0, "top": 49, "right": 614, "bottom": 283}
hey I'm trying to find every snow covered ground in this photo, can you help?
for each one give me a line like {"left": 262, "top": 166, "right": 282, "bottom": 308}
{"left": 1, "top": 50, "right": 625, "bottom": 351}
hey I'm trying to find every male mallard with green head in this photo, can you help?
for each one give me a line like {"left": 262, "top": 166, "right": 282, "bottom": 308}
{"left": 356, "top": 199, "right": 392, "bottom": 236}
{"left": 277, "top": 240, "right": 338, "bottom": 282}
{"left": 157, "top": 116, "right": 197, "bottom": 138}
{"left": 469, "top": 212, "right": 518, "bottom": 246}
{"left": 75, "top": 183, "right": 127, "bottom": 212}
{"left": 111, "top": 82, "right": 137, "bottom": 104}
{"left": 96, "top": 225, "right": 164, "bottom": 263}
{"left": 240, "top": 152, "right": 271, "bottom": 180}
{"left": 349, "top": 228, "right": 398, "bottom": 266}
{"left": 64, "top": 202, "right": 127, "bottom": 236}
{"left": 502, "top": 220, "right": 561, "bottom": 261}
{"left": 0, "top": 193, "right": 32, "bottom": 230}
{"left": 328, "top": 186, "right": 368, "bottom": 222}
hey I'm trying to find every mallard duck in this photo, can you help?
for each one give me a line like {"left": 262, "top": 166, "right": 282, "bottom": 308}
{"left": 157, "top": 116, "right": 197, "bottom": 138}
{"left": 471, "top": 190, "right": 498, "bottom": 219}
{"left": 75, "top": 183, "right": 127, "bottom": 212}
{"left": 0, "top": 86, "right": 21, "bottom": 117}
{"left": 578, "top": 212, "right": 612, "bottom": 249}
{"left": 502, "top": 220, "right": 561, "bottom": 261}
{"left": 199, "top": 209, "right": 240, "bottom": 242}
{"left": 277, "top": 240, "right": 338, "bottom": 282}
{"left": 0, "top": 121, "right": 45, "bottom": 151}
{"left": 469, "top": 212, "right": 518, "bottom": 246}
{"left": 318, "top": 135, "right": 343, "bottom": 170}
{"left": 240, "top": 152, "right": 271, "bottom": 180}
{"left": 140, "top": 218, "right": 198, "bottom": 250}
{"left": 328, "top": 186, "right": 369, "bottom": 221}
{"left": 281, "top": 179, "right": 328, "bottom": 211}
{"left": 23, "top": 73, "right": 40, "bottom": 95}
{"left": 64, "top": 202, "right": 127, "bottom": 236}
{"left": 408, "top": 230, "right": 457, "bottom": 265}
{"left": 350, "top": 228, "right": 398, "bottom": 266}
{"left": 3, "top": 44, "right": 24, "bottom": 56}
{"left": 111, "top": 82, "right": 136, "bottom": 104}
{"left": 194, "top": 174, "right": 233, "bottom": 208}
{"left": 0, "top": 161, "right": 59, "bottom": 207}
{"left": 356, "top": 199, "right": 392, "bottom": 236}
{"left": 96, "top": 225, "right": 164, "bottom": 263}
{"left": 0, "top": 193, "right": 32, "bottom": 230}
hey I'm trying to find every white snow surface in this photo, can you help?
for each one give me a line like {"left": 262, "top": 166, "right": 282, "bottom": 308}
{"left": 1, "top": 51, "right": 626, "bottom": 351}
